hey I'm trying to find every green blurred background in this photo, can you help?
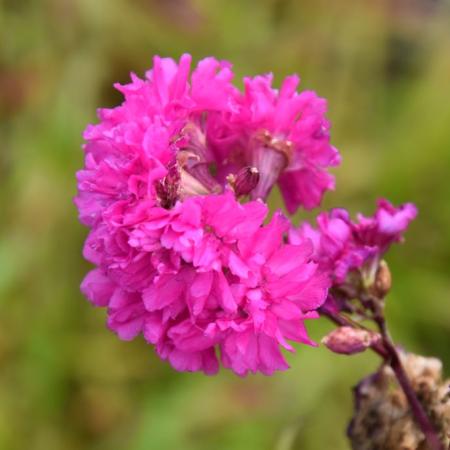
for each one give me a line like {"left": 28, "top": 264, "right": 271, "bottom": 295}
{"left": 1, "top": 1, "right": 450, "bottom": 449}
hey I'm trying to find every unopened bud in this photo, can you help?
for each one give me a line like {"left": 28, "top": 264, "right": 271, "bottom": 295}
{"left": 373, "top": 260, "right": 392, "bottom": 299}
{"left": 227, "top": 166, "right": 260, "bottom": 197}
{"left": 322, "top": 326, "right": 381, "bottom": 355}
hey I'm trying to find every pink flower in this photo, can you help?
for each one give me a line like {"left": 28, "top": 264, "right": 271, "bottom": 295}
{"left": 217, "top": 214, "right": 330, "bottom": 375}
{"left": 80, "top": 192, "right": 328, "bottom": 375}
{"left": 221, "top": 74, "right": 340, "bottom": 213}
{"left": 290, "top": 199, "right": 417, "bottom": 284}
{"left": 353, "top": 199, "right": 418, "bottom": 253}
{"left": 75, "top": 55, "right": 339, "bottom": 226}
{"left": 141, "top": 210, "right": 329, "bottom": 375}
{"left": 75, "top": 54, "right": 240, "bottom": 227}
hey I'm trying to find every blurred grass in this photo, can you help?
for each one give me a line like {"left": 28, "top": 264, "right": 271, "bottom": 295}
{"left": 1, "top": 0, "right": 450, "bottom": 449}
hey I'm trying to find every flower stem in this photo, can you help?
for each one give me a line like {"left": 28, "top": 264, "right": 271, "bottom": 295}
{"left": 374, "top": 314, "right": 445, "bottom": 450}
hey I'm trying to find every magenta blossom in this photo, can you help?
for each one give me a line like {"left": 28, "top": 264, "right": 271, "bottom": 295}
{"left": 75, "top": 54, "right": 344, "bottom": 375}
{"left": 75, "top": 54, "right": 339, "bottom": 224}
{"left": 75, "top": 54, "right": 240, "bottom": 227}
{"left": 75, "top": 54, "right": 420, "bottom": 379}
{"left": 289, "top": 199, "right": 418, "bottom": 285}
{"left": 81, "top": 192, "right": 329, "bottom": 375}
{"left": 218, "top": 74, "right": 340, "bottom": 213}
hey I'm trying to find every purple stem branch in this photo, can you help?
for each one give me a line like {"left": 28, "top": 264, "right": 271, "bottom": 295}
{"left": 374, "top": 315, "right": 445, "bottom": 450}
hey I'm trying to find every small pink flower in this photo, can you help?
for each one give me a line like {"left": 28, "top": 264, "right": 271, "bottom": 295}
{"left": 75, "top": 54, "right": 240, "bottom": 227}
{"left": 353, "top": 199, "right": 418, "bottom": 253}
{"left": 222, "top": 74, "right": 340, "bottom": 213}
{"left": 290, "top": 199, "right": 417, "bottom": 284}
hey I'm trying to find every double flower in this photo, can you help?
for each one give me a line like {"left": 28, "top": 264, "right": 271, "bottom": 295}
{"left": 75, "top": 54, "right": 415, "bottom": 375}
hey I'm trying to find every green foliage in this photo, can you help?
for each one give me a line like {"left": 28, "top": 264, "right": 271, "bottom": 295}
{"left": 1, "top": 1, "right": 449, "bottom": 449}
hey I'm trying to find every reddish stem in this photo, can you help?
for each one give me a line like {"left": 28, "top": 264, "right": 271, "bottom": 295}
{"left": 375, "top": 316, "right": 445, "bottom": 450}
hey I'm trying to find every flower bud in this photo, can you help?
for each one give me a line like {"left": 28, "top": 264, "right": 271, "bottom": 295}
{"left": 322, "top": 326, "right": 381, "bottom": 355}
{"left": 373, "top": 260, "right": 392, "bottom": 299}
{"left": 227, "top": 166, "right": 260, "bottom": 197}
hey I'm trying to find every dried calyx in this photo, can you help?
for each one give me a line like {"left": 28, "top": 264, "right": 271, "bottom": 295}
{"left": 249, "top": 130, "right": 292, "bottom": 201}
{"left": 177, "top": 122, "right": 222, "bottom": 195}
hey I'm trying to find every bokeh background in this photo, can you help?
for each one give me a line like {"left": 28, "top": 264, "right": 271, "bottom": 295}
{"left": 1, "top": 1, "right": 450, "bottom": 449}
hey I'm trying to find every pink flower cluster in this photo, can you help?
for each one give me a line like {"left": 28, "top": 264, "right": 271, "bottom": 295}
{"left": 76, "top": 54, "right": 334, "bottom": 375}
{"left": 76, "top": 54, "right": 416, "bottom": 375}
